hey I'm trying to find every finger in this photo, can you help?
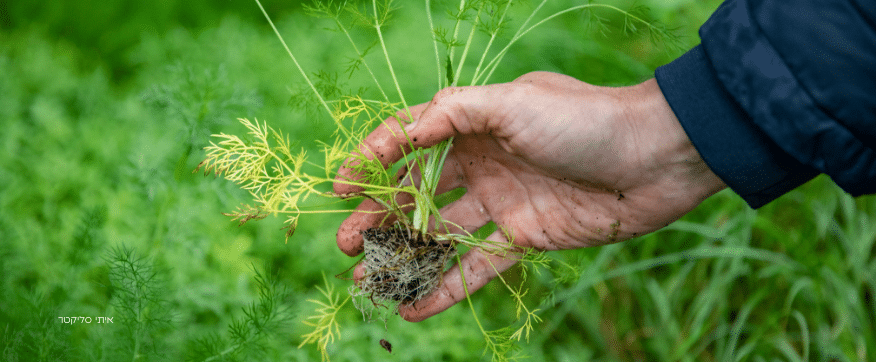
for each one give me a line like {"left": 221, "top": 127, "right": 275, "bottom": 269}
{"left": 398, "top": 230, "right": 520, "bottom": 322}
{"left": 336, "top": 165, "right": 413, "bottom": 255}
{"left": 337, "top": 156, "right": 467, "bottom": 256}
{"left": 337, "top": 197, "right": 411, "bottom": 256}
{"left": 334, "top": 103, "right": 429, "bottom": 195}
{"left": 353, "top": 262, "right": 365, "bottom": 282}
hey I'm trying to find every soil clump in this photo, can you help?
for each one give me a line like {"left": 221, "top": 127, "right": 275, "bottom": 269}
{"left": 359, "top": 226, "right": 454, "bottom": 304}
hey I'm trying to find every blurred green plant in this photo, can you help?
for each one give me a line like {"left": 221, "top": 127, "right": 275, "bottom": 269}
{"left": 187, "top": 268, "right": 295, "bottom": 362}
{"left": 104, "top": 246, "right": 173, "bottom": 360}
{"left": 2, "top": 0, "right": 874, "bottom": 361}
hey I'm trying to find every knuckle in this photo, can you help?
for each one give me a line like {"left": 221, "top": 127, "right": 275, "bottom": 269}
{"left": 512, "top": 71, "right": 553, "bottom": 83}
{"left": 506, "top": 80, "right": 539, "bottom": 102}
{"left": 432, "top": 86, "right": 464, "bottom": 103}
{"left": 393, "top": 108, "right": 413, "bottom": 123}
{"left": 428, "top": 86, "right": 468, "bottom": 127}
{"left": 512, "top": 71, "right": 583, "bottom": 91}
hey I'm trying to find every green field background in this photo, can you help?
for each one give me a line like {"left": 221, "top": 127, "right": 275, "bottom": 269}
{"left": 2, "top": 0, "right": 875, "bottom": 361}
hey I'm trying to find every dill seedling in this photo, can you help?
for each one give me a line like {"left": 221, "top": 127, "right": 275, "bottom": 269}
{"left": 105, "top": 246, "right": 173, "bottom": 361}
{"left": 188, "top": 267, "right": 295, "bottom": 362}
{"left": 199, "top": 0, "right": 675, "bottom": 360}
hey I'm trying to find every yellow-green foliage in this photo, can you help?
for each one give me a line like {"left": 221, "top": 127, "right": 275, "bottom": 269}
{"left": 198, "top": 1, "right": 678, "bottom": 361}
{"left": 299, "top": 275, "right": 350, "bottom": 362}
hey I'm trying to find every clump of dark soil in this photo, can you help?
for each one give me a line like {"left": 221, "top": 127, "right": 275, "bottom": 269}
{"left": 357, "top": 226, "right": 454, "bottom": 304}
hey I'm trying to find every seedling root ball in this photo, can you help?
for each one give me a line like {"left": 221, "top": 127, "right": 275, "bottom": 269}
{"left": 359, "top": 227, "right": 454, "bottom": 304}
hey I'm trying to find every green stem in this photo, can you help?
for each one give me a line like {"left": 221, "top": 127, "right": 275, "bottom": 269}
{"left": 411, "top": 137, "right": 453, "bottom": 231}
{"left": 334, "top": 19, "right": 391, "bottom": 103}
{"left": 471, "top": 34, "right": 498, "bottom": 86}
{"left": 457, "top": 254, "right": 489, "bottom": 337}
{"left": 470, "top": 0, "right": 515, "bottom": 85}
{"left": 481, "top": 4, "right": 657, "bottom": 85}
{"left": 452, "top": 4, "right": 483, "bottom": 86}
{"left": 373, "top": 0, "right": 410, "bottom": 115}
{"left": 255, "top": 0, "right": 333, "bottom": 118}
{"left": 202, "top": 342, "right": 246, "bottom": 362}
{"left": 410, "top": 0, "right": 474, "bottom": 230}
{"left": 319, "top": 177, "right": 408, "bottom": 194}
{"left": 425, "top": 0, "right": 442, "bottom": 91}
{"left": 445, "top": 0, "right": 466, "bottom": 87}
{"left": 478, "top": 0, "right": 547, "bottom": 85}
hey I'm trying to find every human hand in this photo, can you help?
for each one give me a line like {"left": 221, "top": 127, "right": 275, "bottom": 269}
{"left": 334, "top": 71, "right": 726, "bottom": 321}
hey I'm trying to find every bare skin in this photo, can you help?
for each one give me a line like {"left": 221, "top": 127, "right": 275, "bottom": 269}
{"left": 334, "top": 71, "right": 727, "bottom": 322}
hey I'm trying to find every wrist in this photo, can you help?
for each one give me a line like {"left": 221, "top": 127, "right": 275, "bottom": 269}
{"left": 625, "top": 79, "right": 727, "bottom": 215}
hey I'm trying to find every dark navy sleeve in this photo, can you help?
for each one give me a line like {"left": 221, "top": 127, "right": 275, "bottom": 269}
{"left": 654, "top": 0, "right": 876, "bottom": 208}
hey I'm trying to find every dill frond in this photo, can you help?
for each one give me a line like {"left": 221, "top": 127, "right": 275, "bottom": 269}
{"left": 298, "top": 275, "right": 350, "bottom": 362}
{"left": 105, "top": 246, "right": 172, "bottom": 361}
{"left": 482, "top": 326, "right": 529, "bottom": 361}
{"left": 189, "top": 268, "right": 294, "bottom": 362}
{"left": 199, "top": 118, "right": 319, "bottom": 225}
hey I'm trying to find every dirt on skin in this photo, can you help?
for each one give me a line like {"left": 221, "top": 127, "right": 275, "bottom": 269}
{"left": 359, "top": 226, "right": 454, "bottom": 304}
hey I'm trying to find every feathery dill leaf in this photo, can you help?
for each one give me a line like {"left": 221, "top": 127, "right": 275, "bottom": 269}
{"left": 105, "top": 246, "right": 173, "bottom": 361}
{"left": 188, "top": 268, "right": 294, "bottom": 362}
{"left": 298, "top": 275, "right": 350, "bottom": 362}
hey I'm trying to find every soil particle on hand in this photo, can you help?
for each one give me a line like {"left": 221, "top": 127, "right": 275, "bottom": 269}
{"left": 612, "top": 189, "right": 625, "bottom": 200}
{"left": 607, "top": 220, "right": 621, "bottom": 242}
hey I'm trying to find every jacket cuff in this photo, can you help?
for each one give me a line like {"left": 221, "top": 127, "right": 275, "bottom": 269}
{"left": 654, "top": 45, "right": 818, "bottom": 208}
